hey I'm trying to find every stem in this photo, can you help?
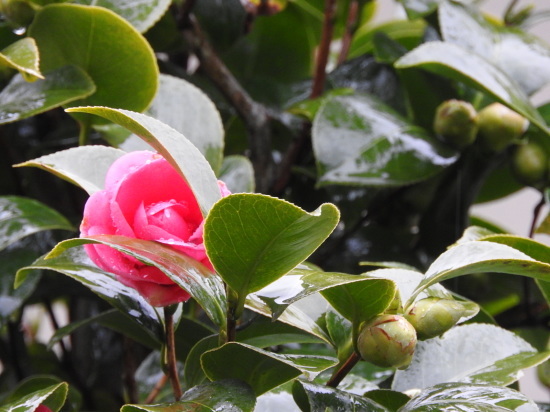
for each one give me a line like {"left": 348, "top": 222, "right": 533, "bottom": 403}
{"left": 43, "top": 299, "right": 69, "bottom": 359}
{"left": 528, "top": 194, "right": 545, "bottom": 238}
{"left": 224, "top": 286, "right": 240, "bottom": 343}
{"left": 311, "top": 0, "right": 337, "bottom": 99}
{"left": 78, "top": 120, "right": 91, "bottom": 146}
{"left": 326, "top": 351, "right": 360, "bottom": 388}
{"left": 337, "top": 0, "right": 359, "bottom": 65}
{"left": 145, "top": 374, "right": 168, "bottom": 404}
{"left": 164, "top": 308, "right": 182, "bottom": 400}
{"left": 504, "top": 0, "right": 520, "bottom": 24}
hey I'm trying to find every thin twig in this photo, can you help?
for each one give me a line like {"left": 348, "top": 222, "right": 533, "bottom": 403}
{"left": 311, "top": 0, "right": 337, "bottom": 99}
{"left": 164, "top": 308, "right": 183, "bottom": 400}
{"left": 179, "top": 0, "right": 197, "bottom": 24}
{"left": 326, "top": 351, "right": 360, "bottom": 388}
{"left": 504, "top": 0, "right": 520, "bottom": 24}
{"left": 145, "top": 374, "right": 168, "bottom": 404}
{"left": 337, "top": 0, "right": 359, "bottom": 65}
{"left": 181, "top": 15, "right": 274, "bottom": 192}
{"left": 528, "top": 194, "right": 545, "bottom": 238}
{"left": 43, "top": 299, "right": 69, "bottom": 359}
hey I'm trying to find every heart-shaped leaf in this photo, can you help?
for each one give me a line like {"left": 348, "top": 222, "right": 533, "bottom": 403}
{"left": 66, "top": 107, "right": 221, "bottom": 216}
{"left": 121, "top": 379, "right": 256, "bottom": 412}
{"left": 201, "top": 342, "right": 337, "bottom": 395}
{"left": 73, "top": 0, "right": 171, "bottom": 33}
{"left": 39, "top": 236, "right": 227, "bottom": 327}
{"left": 15, "top": 146, "right": 127, "bottom": 195}
{"left": 0, "top": 65, "right": 95, "bottom": 125}
{"left": 29, "top": 4, "right": 158, "bottom": 124}
{"left": 0, "top": 37, "right": 43, "bottom": 80}
{"left": 395, "top": 41, "right": 549, "bottom": 133}
{"left": 218, "top": 155, "right": 255, "bottom": 193}
{"left": 399, "top": 382, "right": 538, "bottom": 411}
{"left": 312, "top": 94, "right": 457, "bottom": 187}
{"left": 16, "top": 246, "right": 164, "bottom": 340}
{"left": 407, "top": 240, "right": 550, "bottom": 306}
{"left": 392, "top": 323, "right": 549, "bottom": 391}
{"left": 0, "top": 196, "right": 73, "bottom": 252}
{"left": 118, "top": 75, "right": 225, "bottom": 174}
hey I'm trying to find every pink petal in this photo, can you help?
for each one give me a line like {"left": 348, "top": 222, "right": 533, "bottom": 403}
{"left": 117, "top": 274, "right": 191, "bottom": 307}
{"left": 105, "top": 151, "right": 157, "bottom": 190}
{"left": 80, "top": 191, "right": 114, "bottom": 235}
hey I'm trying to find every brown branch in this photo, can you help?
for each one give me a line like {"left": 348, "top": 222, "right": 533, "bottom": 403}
{"left": 326, "top": 351, "right": 360, "bottom": 388}
{"left": 181, "top": 15, "right": 274, "bottom": 193}
{"left": 145, "top": 374, "right": 168, "bottom": 404}
{"left": 164, "top": 308, "right": 183, "bottom": 400}
{"left": 337, "top": 0, "right": 359, "bottom": 65}
{"left": 528, "top": 194, "right": 545, "bottom": 238}
{"left": 311, "top": 0, "right": 337, "bottom": 99}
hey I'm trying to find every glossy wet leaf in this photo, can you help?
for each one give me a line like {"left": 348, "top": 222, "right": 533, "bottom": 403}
{"left": 16, "top": 246, "right": 163, "bottom": 340}
{"left": 204, "top": 194, "right": 339, "bottom": 304}
{"left": 292, "top": 380, "right": 388, "bottom": 412}
{"left": 395, "top": 41, "right": 549, "bottom": 133}
{"left": 255, "top": 381, "right": 300, "bottom": 412}
{"left": 122, "top": 379, "right": 256, "bottom": 412}
{"left": 29, "top": 4, "right": 158, "bottom": 124}
{"left": 0, "top": 196, "right": 73, "bottom": 252}
{"left": 201, "top": 342, "right": 337, "bottom": 395}
{"left": 0, "top": 37, "right": 43, "bottom": 80}
{"left": 252, "top": 268, "right": 395, "bottom": 320}
{"left": 407, "top": 240, "right": 550, "bottom": 306}
{"left": 16, "top": 146, "right": 126, "bottom": 195}
{"left": 0, "top": 65, "right": 95, "bottom": 125}
{"left": 439, "top": 1, "right": 550, "bottom": 96}
{"left": 218, "top": 155, "right": 255, "bottom": 193}
{"left": 66, "top": 107, "right": 221, "bottom": 216}
{"left": 392, "top": 323, "right": 548, "bottom": 391}
{"left": 0, "top": 381, "right": 68, "bottom": 412}
{"left": 119, "top": 75, "right": 225, "bottom": 174}
{"left": 74, "top": 0, "right": 171, "bottom": 32}
{"left": 400, "top": 382, "right": 538, "bottom": 412}
{"left": 363, "top": 389, "right": 409, "bottom": 411}
{"left": 312, "top": 94, "right": 457, "bottom": 187}
{"left": 237, "top": 316, "right": 323, "bottom": 348}
{"left": 40, "top": 236, "right": 227, "bottom": 327}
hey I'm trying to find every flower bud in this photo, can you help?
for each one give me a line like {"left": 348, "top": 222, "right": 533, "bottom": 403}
{"left": 433, "top": 100, "right": 478, "bottom": 149}
{"left": 477, "top": 103, "right": 529, "bottom": 152}
{"left": 405, "top": 297, "right": 466, "bottom": 340}
{"left": 511, "top": 141, "right": 549, "bottom": 187}
{"left": 357, "top": 314, "right": 417, "bottom": 369}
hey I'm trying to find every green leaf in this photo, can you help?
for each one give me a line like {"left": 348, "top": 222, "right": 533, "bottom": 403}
{"left": 15, "top": 146, "right": 127, "bottom": 195}
{"left": 204, "top": 194, "right": 339, "bottom": 308}
{"left": 399, "top": 382, "right": 539, "bottom": 411}
{"left": 0, "top": 65, "right": 95, "bottom": 125}
{"left": 73, "top": 0, "right": 171, "bottom": 32}
{"left": 407, "top": 240, "right": 550, "bottom": 306}
{"left": 237, "top": 316, "right": 323, "bottom": 347}
{"left": 398, "top": 0, "right": 442, "bottom": 19}
{"left": 65, "top": 107, "right": 221, "bottom": 216}
{"left": 183, "top": 335, "right": 218, "bottom": 389}
{"left": 292, "top": 380, "right": 389, "bottom": 412}
{"left": 40, "top": 236, "right": 227, "bottom": 327}
{"left": 0, "top": 196, "right": 73, "bottom": 252}
{"left": 118, "top": 75, "right": 225, "bottom": 174}
{"left": 392, "top": 323, "right": 549, "bottom": 391}
{"left": 0, "top": 37, "right": 43, "bottom": 80}
{"left": 364, "top": 389, "right": 409, "bottom": 412}
{"left": 395, "top": 41, "right": 549, "bottom": 133}
{"left": 439, "top": 1, "right": 550, "bottom": 96}
{"left": 0, "top": 382, "right": 68, "bottom": 412}
{"left": 201, "top": 342, "right": 337, "bottom": 395}
{"left": 218, "top": 155, "right": 255, "bottom": 193}
{"left": 312, "top": 94, "right": 457, "bottom": 187}
{"left": 122, "top": 379, "right": 256, "bottom": 412}
{"left": 16, "top": 246, "right": 164, "bottom": 340}
{"left": 29, "top": 3, "right": 158, "bottom": 124}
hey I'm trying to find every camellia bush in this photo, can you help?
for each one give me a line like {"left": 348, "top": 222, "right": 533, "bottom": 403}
{"left": 1, "top": 0, "right": 550, "bottom": 410}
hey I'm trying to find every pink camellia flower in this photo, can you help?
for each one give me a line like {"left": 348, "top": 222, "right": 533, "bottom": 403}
{"left": 80, "top": 150, "right": 230, "bottom": 307}
{"left": 35, "top": 406, "right": 53, "bottom": 412}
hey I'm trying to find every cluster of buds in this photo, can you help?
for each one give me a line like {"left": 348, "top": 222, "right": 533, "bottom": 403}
{"left": 356, "top": 297, "right": 466, "bottom": 369}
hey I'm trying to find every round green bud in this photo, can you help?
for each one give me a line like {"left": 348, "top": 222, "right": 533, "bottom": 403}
{"left": 477, "top": 103, "right": 529, "bottom": 152}
{"left": 433, "top": 100, "right": 478, "bottom": 149}
{"left": 357, "top": 314, "right": 417, "bottom": 369}
{"left": 405, "top": 297, "right": 465, "bottom": 340}
{"left": 511, "top": 142, "right": 549, "bottom": 187}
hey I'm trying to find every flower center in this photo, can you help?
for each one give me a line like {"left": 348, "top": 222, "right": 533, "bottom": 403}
{"left": 146, "top": 200, "right": 193, "bottom": 240}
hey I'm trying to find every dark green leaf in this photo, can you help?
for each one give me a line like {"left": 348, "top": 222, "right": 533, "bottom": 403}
{"left": 364, "top": 389, "right": 409, "bottom": 412}
{"left": 29, "top": 3, "right": 158, "bottom": 124}
{"left": 65, "top": 107, "right": 222, "bottom": 216}
{"left": 312, "top": 94, "right": 457, "bottom": 187}
{"left": 237, "top": 316, "right": 323, "bottom": 348}
{"left": 0, "top": 65, "right": 95, "bottom": 125}
{"left": 15, "top": 146, "right": 126, "bottom": 195}
{"left": 0, "top": 382, "right": 68, "bottom": 412}
{"left": 122, "top": 379, "right": 256, "bottom": 412}
{"left": 0, "top": 196, "right": 73, "bottom": 252}
{"left": 204, "top": 194, "right": 339, "bottom": 302}
{"left": 183, "top": 335, "right": 218, "bottom": 389}
{"left": 400, "top": 382, "right": 538, "bottom": 411}
{"left": 201, "top": 342, "right": 337, "bottom": 395}
{"left": 0, "top": 37, "right": 43, "bottom": 80}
